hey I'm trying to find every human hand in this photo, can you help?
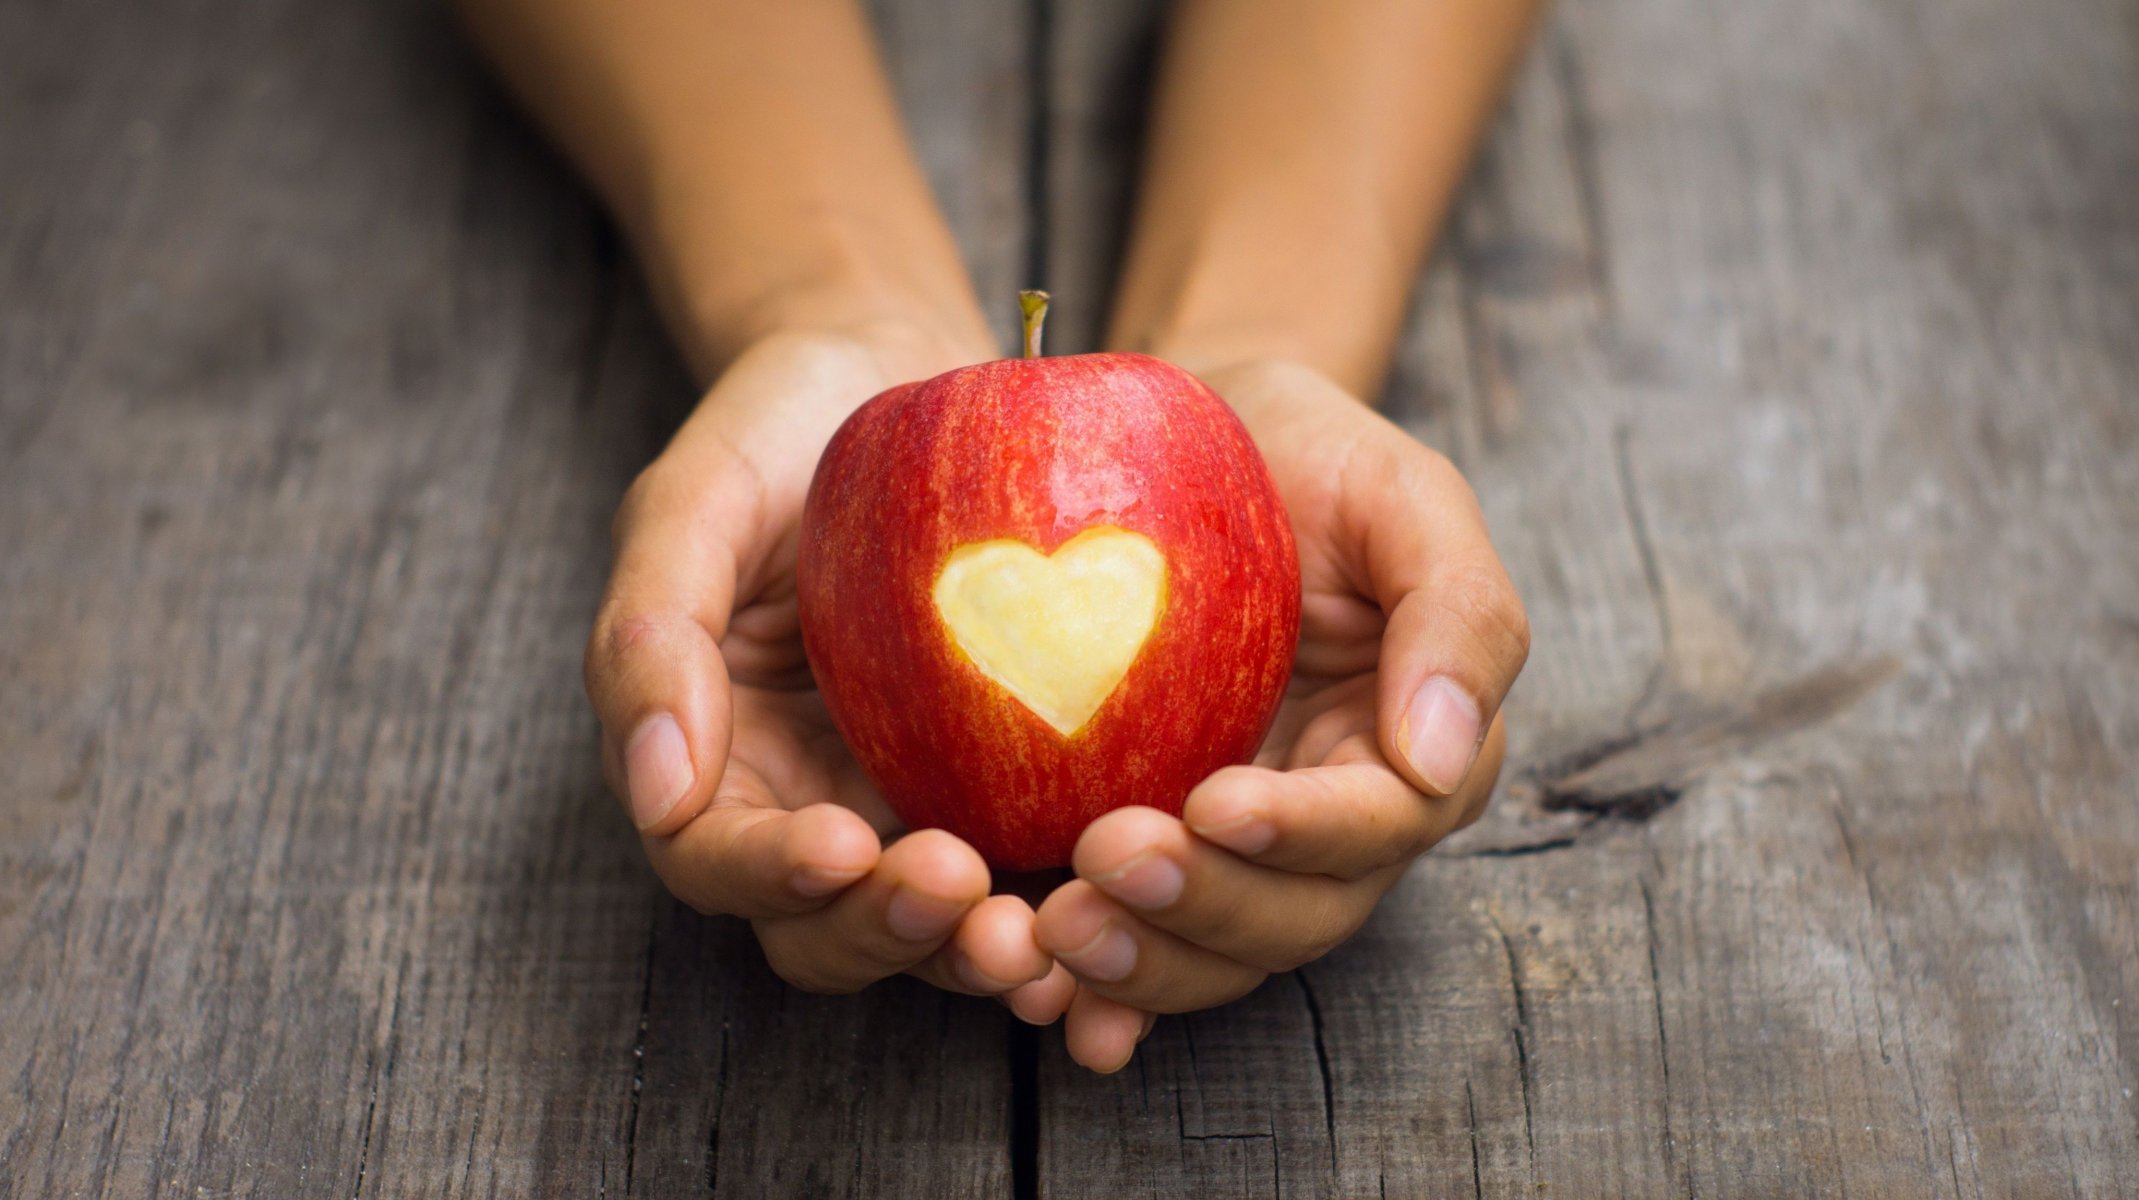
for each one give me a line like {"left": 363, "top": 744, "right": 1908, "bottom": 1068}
{"left": 1029, "top": 358, "right": 1530, "bottom": 1070}
{"left": 584, "top": 327, "right": 1060, "bottom": 1002}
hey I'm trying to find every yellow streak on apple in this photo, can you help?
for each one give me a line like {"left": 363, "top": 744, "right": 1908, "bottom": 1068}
{"left": 930, "top": 526, "right": 1168, "bottom": 737}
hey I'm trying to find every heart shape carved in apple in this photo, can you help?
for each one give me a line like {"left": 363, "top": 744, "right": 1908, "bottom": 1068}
{"left": 930, "top": 525, "right": 1167, "bottom": 736}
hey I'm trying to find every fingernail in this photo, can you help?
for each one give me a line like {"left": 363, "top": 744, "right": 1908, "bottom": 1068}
{"left": 624, "top": 713, "right": 693, "bottom": 829}
{"left": 1402, "top": 676, "right": 1483, "bottom": 794}
{"left": 1058, "top": 924, "right": 1137, "bottom": 982}
{"left": 1091, "top": 851, "right": 1185, "bottom": 910}
{"left": 886, "top": 887, "right": 965, "bottom": 942}
{"left": 1187, "top": 798, "right": 1274, "bottom": 856}
{"left": 791, "top": 864, "right": 867, "bottom": 898}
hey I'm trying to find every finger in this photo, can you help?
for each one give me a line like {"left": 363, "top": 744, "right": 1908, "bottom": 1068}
{"left": 1063, "top": 986, "right": 1151, "bottom": 1074}
{"left": 1069, "top": 807, "right": 1383, "bottom": 973}
{"left": 1035, "top": 880, "right": 1268, "bottom": 1014}
{"left": 585, "top": 459, "right": 752, "bottom": 837}
{"left": 907, "top": 895, "right": 1051, "bottom": 996}
{"left": 646, "top": 793, "right": 881, "bottom": 919}
{"left": 1457, "top": 718, "right": 1506, "bottom": 830}
{"left": 1003, "top": 962, "right": 1078, "bottom": 1026}
{"left": 753, "top": 829, "right": 990, "bottom": 994}
{"left": 1182, "top": 720, "right": 1508, "bottom": 878}
{"left": 1356, "top": 445, "right": 1529, "bottom": 797}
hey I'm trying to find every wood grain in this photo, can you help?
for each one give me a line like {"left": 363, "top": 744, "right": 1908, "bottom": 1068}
{"left": 2, "top": 0, "right": 2135, "bottom": 1195}
{"left": 0, "top": 1, "right": 1024, "bottom": 1196}
{"left": 1038, "top": 0, "right": 2139, "bottom": 1196}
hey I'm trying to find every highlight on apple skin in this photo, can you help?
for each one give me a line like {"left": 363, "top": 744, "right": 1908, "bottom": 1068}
{"left": 795, "top": 304, "right": 1301, "bottom": 871}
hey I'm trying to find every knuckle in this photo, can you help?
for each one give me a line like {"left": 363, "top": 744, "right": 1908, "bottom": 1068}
{"left": 1289, "top": 906, "right": 1366, "bottom": 970}
{"left": 585, "top": 605, "right": 693, "bottom": 703}
{"left": 1439, "top": 568, "right": 1530, "bottom": 670}
{"left": 1238, "top": 920, "right": 1332, "bottom": 975}
{"left": 1300, "top": 892, "right": 1371, "bottom": 964}
{"left": 1185, "top": 882, "right": 1253, "bottom": 945}
{"left": 1408, "top": 441, "right": 1461, "bottom": 484}
{"left": 1295, "top": 706, "right": 1359, "bottom": 764}
{"left": 583, "top": 606, "right": 652, "bottom": 702}
{"left": 600, "top": 610, "right": 668, "bottom": 661}
{"left": 1497, "top": 593, "right": 1533, "bottom": 663}
{"left": 1394, "top": 440, "right": 1471, "bottom": 507}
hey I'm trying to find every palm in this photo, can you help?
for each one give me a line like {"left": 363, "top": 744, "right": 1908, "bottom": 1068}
{"left": 714, "top": 502, "right": 903, "bottom": 834}
{"left": 1230, "top": 368, "right": 1405, "bottom": 781}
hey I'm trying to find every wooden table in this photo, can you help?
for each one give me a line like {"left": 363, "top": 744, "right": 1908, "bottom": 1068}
{"left": 5, "top": 0, "right": 2135, "bottom": 1195}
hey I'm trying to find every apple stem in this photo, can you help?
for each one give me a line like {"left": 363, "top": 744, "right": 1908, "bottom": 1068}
{"left": 1018, "top": 290, "right": 1050, "bottom": 358}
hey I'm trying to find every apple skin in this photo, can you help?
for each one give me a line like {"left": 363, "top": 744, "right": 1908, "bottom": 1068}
{"left": 796, "top": 351, "right": 1301, "bottom": 871}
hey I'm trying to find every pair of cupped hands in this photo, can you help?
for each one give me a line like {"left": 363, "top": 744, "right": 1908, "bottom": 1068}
{"left": 586, "top": 325, "right": 1529, "bottom": 1072}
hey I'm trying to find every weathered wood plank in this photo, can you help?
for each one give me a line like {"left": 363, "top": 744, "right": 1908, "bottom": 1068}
{"left": 869, "top": 0, "right": 1037, "bottom": 355}
{"left": 5, "top": 0, "right": 2138, "bottom": 1195}
{"left": 1549, "top": 0, "right": 2139, "bottom": 1192}
{"left": 0, "top": 0, "right": 1030, "bottom": 1196}
{"left": 2, "top": 3, "right": 652, "bottom": 1193}
{"left": 1037, "top": 0, "right": 2139, "bottom": 1196}
{"left": 1040, "top": 0, "right": 1165, "bottom": 356}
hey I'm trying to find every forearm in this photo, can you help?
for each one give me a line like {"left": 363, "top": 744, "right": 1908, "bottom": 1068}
{"left": 1107, "top": 0, "right": 1544, "bottom": 397}
{"left": 458, "top": 0, "right": 993, "bottom": 385}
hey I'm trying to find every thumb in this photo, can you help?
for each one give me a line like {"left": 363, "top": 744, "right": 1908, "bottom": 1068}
{"left": 585, "top": 464, "right": 745, "bottom": 836}
{"left": 1364, "top": 449, "right": 1530, "bottom": 797}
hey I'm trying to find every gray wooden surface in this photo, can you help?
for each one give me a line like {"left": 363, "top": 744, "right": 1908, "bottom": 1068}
{"left": 3, "top": 0, "right": 2135, "bottom": 1195}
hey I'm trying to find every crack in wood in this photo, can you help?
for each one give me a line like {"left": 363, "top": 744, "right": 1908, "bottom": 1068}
{"left": 1491, "top": 921, "right": 1539, "bottom": 1173}
{"left": 703, "top": 1019, "right": 729, "bottom": 1196}
{"left": 459, "top": 1088, "right": 486, "bottom": 1190}
{"left": 1465, "top": 1078, "right": 1485, "bottom": 1200}
{"left": 1291, "top": 970, "right": 1338, "bottom": 1159}
{"left": 1176, "top": 1018, "right": 1202, "bottom": 1145}
{"left": 1550, "top": 656, "right": 1901, "bottom": 810}
{"left": 1009, "top": 1018, "right": 1039, "bottom": 1200}
{"left": 1449, "top": 656, "right": 1903, "bottom": 859}
{"left": 350, "top": 1085, "right": 379, "bottom": 1200}
{"left": 1451, "top": 240, "right": 1512, "bottom": 451}
{"left": 1639, "top": 878, "right": 1687, "bottom": 1197}
{"left": 1613, "top": 423, "right": 1672, "bottom": 716}
{"left": 350, "top": 959, "right": 408, "bottom": 1200}
{"left": 1548, "top": 20, "right": 1614, "bottom": 318}
{"left": 1456, "top": 834, "right": 1582, "bottom": 859}
{"left": 1824, "top": 772, "right": 1949, "bottom": 1184}
{"left": 621, "top": 916, "right": 657, "bottom": 1193}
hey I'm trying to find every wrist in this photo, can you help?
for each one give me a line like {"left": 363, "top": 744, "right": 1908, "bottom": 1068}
{"left": 1104, "top": 219, "right": 1404, "bottom": 397}
{"left": 1134, "top": 349, "right": 1352, "bottom": 411}
{"left": 1113, "top": 311, "right": 1387, "bottom": 401}
{"left": 663, "top": 266, "right": 998, "bottom": 389}
{"left": 817, "top": 309, "right": 1001, "bottom": 387}
{"left": 633, "top": 188, "right": 997, "bottom": 387}
{"left": 661, "top": 316, "right": 994, "bottom": 524}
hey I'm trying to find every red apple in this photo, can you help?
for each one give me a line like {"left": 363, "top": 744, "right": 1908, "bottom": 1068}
{"left": 796, "top": 295, "right": 1300, "bottom": 870}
